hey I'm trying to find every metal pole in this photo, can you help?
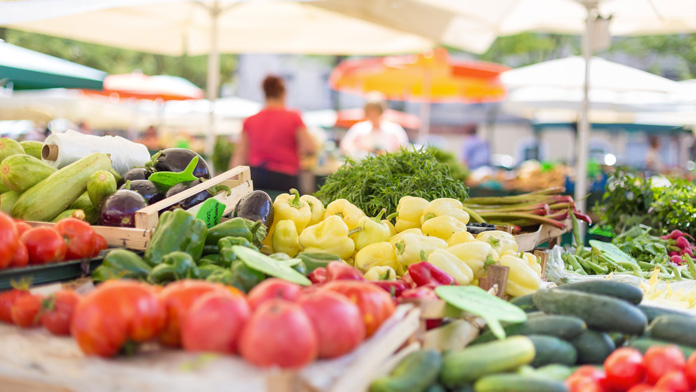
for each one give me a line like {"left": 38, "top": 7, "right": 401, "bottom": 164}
{"left": 575, "top": 4, "right": 595, "bottom": 240}
{"left": 417, "top": 71, "right": 432, "bottom": 144}
{"left": 205, "top": 1, "right": 220, "bottom": 159}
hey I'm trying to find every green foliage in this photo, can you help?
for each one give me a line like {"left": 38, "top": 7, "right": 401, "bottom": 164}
{"left": 316, "top": 147, "right": 469, "bottom": 217}
{"left": 428, "top": 146, "right": 469, "bottom": 182}
{"left": 650, "top": 178, "right": 696, "bottom": 238}
{"left": 211, "top": 136, "right": 235, "bottom": 174}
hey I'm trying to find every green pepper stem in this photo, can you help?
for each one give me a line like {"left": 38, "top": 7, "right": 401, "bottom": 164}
{"left": 373, "top": 208, "right": 387, "bottom": 221}
{"left": 386, "top": 212, "right": 399, "bottom": 221}
{"left": 348, "top": 227, "right": 363, "bottom": 236}
{"left": 289, "top": 188, "right": 303, "bottom": 209}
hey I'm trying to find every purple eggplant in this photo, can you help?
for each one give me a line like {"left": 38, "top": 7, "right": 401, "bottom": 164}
{"left": 165, "top": 179, "right": 211, "bottom": 210}
{"left": 120, "top": 180, "right": 165, "bottom": 205}
{"left": 151, "top": 148, "right": 211, "bottom": 179}
{"left": 123, "top": 168, "right": 152, "bottom": 182}
{"left": 100, "top": 190, "right": 148, "bottom": 227}
{"left": 234, "top": 190, "right": 274, "bottom": 228}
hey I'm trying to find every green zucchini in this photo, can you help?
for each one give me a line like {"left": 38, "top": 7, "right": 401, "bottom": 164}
{"left": 424, "top": 385, "right": 446, "bottom": 392}
{"left": 533, "top": 289, "right": 647, "bottom": 335}
{"left": 12, "top": 153, "right": 112, "bottom": 221}
{"left": 608, "top": 332, "right": 627, "bottom": 348}
{"left": 558, "top": 281, "right": 643, "bottom": 305}
{"left": 0, "top": 154, "right": 57, "bottom": 192}
{"left": 528, "top": 335, "right": 577, "bottom": 368}
{"left": 52, "top": 209, "right": 86, "bottom": 222}
{"left": 526, "top": 364, "right": 574, "bottom": 382}
{"left": 570, "top": 330, "right": 615, "bottom": 365}
{"left": 638, "top": 305, "right": 691, "bottom": 323}
{"left": 0, "top": 191, "right": 20, "bottom": 215}
{"left": 511, "top": 294, "right": 539, "bottom": 313}
{"left": 647, "top": 314, "right": 696, "bottom": 346}
{"left": 628, "top": 337, "right": 696, "bottom": 358}
{"left": 0, "top": 138, "right": 25, "bottom": 162}
{"left": 19, "top": 141, "right": 43, "bottom": 159}
{"left": 369, "top": 349, "right": 442, "bottom": 392}
{"left": 474, "top": 374, "right": 569, "bottom": 392}
{"left": 472, "top": 315, "right": 586, "bottom": 344}
{"left": 87, "top": 170, "right": 117, "bottom": 208}
{"left": 69, "top": 192, "right": 99, "bottom": 224}
{"left": 441, "top": 336, "right": 535, "bottom": 387}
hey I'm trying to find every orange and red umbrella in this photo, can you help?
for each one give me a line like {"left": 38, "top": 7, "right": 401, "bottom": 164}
{"left": 82, "top": 72, "right": 204, "bottom": 101}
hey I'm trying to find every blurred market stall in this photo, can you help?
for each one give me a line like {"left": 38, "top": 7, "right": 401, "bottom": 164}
{"left": 82, "top": 73, "right": 205, "bottom": 101}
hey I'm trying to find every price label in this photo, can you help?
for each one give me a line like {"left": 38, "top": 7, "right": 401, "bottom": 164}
{"left": 195, "top": 198, "right": 226, "bottom": 228}
{"left": 149, "top": 156, "right": 199, "bottom": 189}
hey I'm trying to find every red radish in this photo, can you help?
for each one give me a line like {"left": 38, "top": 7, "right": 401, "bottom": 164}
{"left": 676, "top": 236, "right": 690, "bottom": 250}
{"left": 670, "top": 251, "right": 680, "bottom": 257}
{"left": 671, "top": 255, "right": 684, "bottom": 265}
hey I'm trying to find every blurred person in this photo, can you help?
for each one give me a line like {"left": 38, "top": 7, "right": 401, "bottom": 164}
{"left": 646, "top": 135, "right": 665, "bottom": 173}
{"left": 340, "top": 93, "right": 409, "bottom": 158}
{"left": 136, "top": 125, "right": 162, "bottom": 151}
{"left": 460, "top": 124, "right": 490, "bottom": 170}
{"left": 230, "top": 75, "right": 316, "bottom": 191}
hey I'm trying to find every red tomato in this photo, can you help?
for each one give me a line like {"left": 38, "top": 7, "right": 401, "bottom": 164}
{"left": 91, "top": 234, "right": 108, "bottom": 257}
{"left": 567, "top": 367, "right": 607, "bottom": 392}
{"left": 0, "top": 212, "right": 18, "bottom": 269}
{"left": 247, "top": 278, "right": 301, "bottom": 310}
{"left": 655, "top": 371, "right": 690, "bottom": 392}
{"left": 54, "top": 218, "right": 95, "bottom": 260}
{"left": 298, "top": 291, "right": 365, "bottom": 359}
{"left": 158, "top": 280, "right": 230, "bottom": 347}
{"left": 181, "top": 289, "right": 250, "bottom": 354}
{"left": 605, "top": 348, "right": 646, "bottom": 392}
{"left": 627, "top": 384, "right": 656, "bottom": 392}
{"left": 21, "top": 227, "right": 66, "bottom": 265}
{"left": 40, "top": 290, "right": 81, "bottom": 336}
{"left": 321, "top": 280, "right": 395, "bottom": 337}
{"left": 11, "top": 293, "right": 44, "bottom": 328}
{"left": 567, "top": 378, "right": 604, "bottom": 392}
{"left": 70, "top": 280, "right": 166, "bottom": 357}
{"left": 0, "top": 286, "right": 31, "bottom": 323}
{"left": 14, "top": 220, "right": 32, "bottom": 237}
{"left": 8, "top": 241, "right": 28, "bottom": 268}
{"left": 643, "top": 345, "right": 685, "bottom": 384}
{"left": 239, "top": 299, "right": 318, "bottom": 368}
{"left": 685, "top": 352, "right": 696, "bottom": 389}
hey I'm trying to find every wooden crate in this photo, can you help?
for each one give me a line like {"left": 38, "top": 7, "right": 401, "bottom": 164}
{"left": 514, "top": 218, "right": 571, "bottom": 252}
{"left": 30, "top": 166, "right": 253, "bottom": 251}
{"left": 0, "top": 304, "right": 420, "bottom": 392}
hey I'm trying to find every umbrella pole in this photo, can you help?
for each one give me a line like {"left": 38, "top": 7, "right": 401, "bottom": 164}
{"left": 417, "top": 71, "right": 432, "bottom": 144}
{"left": 205, "top": 1, "right": 221, "bottom": 160}
{"left": 575, "top": 3, "right": 596, "bottom": 241}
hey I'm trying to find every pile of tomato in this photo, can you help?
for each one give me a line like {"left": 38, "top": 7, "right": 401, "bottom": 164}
{"left": 567, "top": 346, "right": 696, "bottom": 392}
{"left": 0, "top": 213, "right": 107, "bottom": 269}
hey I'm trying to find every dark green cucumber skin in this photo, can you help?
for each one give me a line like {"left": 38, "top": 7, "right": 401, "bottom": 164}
{"left": 533, "top": 289, "right": 647, "bottom": 335}
{"left": 558, "top": 281, "right": 643, "bottom": 305}
{"left": 369, "top": 350, "right": 442, "bottom": 392}
{"left": 511, "top": 294, "right": 539, "bottom": 313}
{"left": 528, "top": 335, "right": 577, "bottom": 368}
{"left": 473, "top": 374, "right": 569, "bottom": 392}
{"left": 638, "top": 305, "right": 691, "bottom": 323}
{"left": 472, "top": 315, "right": 586, "bottom": 345}
{"left": 570, "top": 330, "right": 616, "bottom": 365}
{"left": 647, "top": 315, "right": 696, "bottom": 347}
{"left": 628, "top": 338, "right": 696, "bottom": 358}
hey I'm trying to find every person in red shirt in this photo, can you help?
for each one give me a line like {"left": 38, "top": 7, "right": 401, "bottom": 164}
{"left": 231, "top": 75, "right": 316, "bottom": 191}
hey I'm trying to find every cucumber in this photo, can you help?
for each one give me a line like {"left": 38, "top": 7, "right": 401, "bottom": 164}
{"left": 647, "top": 314, "right": 696, "bottom": 347}
{"left": 52, "top": 209, "right": 86, "bottom": 222}
{"left": 528, "top": 335, "right": 577, "bottom": 368}
{"left": 19, "top": 141, "right": 43, "bottom": 159}
{"left": 0, "top": 191, "right": 20, "bottom": 215}
{"left": 425, "top": 385, "right": 447, "bottom": 392}
{"left": 369, "top": 350, "right": 442, "bottom": 392}
{"left": 472, "top": 315, "right": 586, "bottom": 344}
{"left": 0, "top": 154, "right": 57, "bottom": 192}
{"left": 87, "top": 170, "right": 117, "bottom": 209}
{"left": 570, "top": 330, "right": 615, "bottom": 364}
{"left": 558, "top": 281, "right": 643, "bottom": 305}
{"left": 0, "top": 138, "right": 25, "bottom": 162}
{"left": 441, "top": 336, "right": 536, "bottom": 386}
{"left": 12, "top": 153, "right": 112, "bottom": 221}
{"left": 628, "top": 337, "right": 696, "bottom": 358}
{"left": 474, "top": 374, "right": 569, "bottom": 392}
{"left": 608, "top": 332, "right": 627, "bottom": 348}
{"left": 638, "top": 305, "right": 692, "bottom": 323}
{"left": 533, "top": 289, "right": 647, "bottom": 335}
{"left": 529, "top": 364, "right": 574, "bottom": 382}
{"left": 69, "top": 192, "right": 101, "bottom": 224}
{"left": 511, "top": 294, "right": 539, "bottom": 313}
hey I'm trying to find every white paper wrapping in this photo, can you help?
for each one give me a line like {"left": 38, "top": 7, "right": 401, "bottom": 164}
{"left": 42, "top": 130, "right": 151, "bottom": 175}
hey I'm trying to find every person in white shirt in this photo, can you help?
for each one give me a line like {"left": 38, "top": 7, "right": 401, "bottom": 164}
{"left": 339, "top": 93, "right": 410, "bottom": 158}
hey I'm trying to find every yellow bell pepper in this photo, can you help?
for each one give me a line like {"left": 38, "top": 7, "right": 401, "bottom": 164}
{"left": 298, "top": 215, "right": 355, "bottom": 260}
{"left": 272, "top": 220, "right": 300, "bottom": 257}
{"left": 476, "top": 230, "right": 518, "bottom": 255}
{"left": 364, "top": 266, "right": 397, "bottom": 281}
{"left": 427, "top": 249, "right": 473, "bottom": 285}
{"left": 522, "top": 252, "right": 543, "bottom": 277}
{"left": 300, "top": 194, "right": 325, "bottom": 226}
{"left": 448, "top": 230, "right": 475, "bottom": 247}
{"left": 420, "top": 198, "right": 470, "bottom": 225}
{"left": 274, "top": 189, "right": 312, "bottom": 233}
{"left": 354, "top": 242, "right": 401, "bottom": 274}
{"left": 385, "top": 219, "right": 398, "bottom": 237}
{"left": 447, "top": 241, "right": 500, "bottom": 278}
{"left": 324, "top": 199, "right": 365, "bottom": 231}
{"left": 395, "top": 196, "right": 429, "bottom": 232}
{"left": 388, "top": 228, "right": 423, "bottom": 246}
{"left": 352, "top": 209, "right": 391, "bottom": 251}
{"left": 421, "top": 215, "right": 468, "bottom": 241}
{"left": 394, "top": 233, "right": 448, "bottom": 266}
{"left": 499, "top": 254, "right": 542, "bottom": 297}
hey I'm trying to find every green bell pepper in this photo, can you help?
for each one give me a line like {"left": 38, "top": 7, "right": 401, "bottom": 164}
{"left": 229, "top": 261, "right": 265, "bottom": 293}
{"left": 92, "top": 249, "right": 151, "bottom": 282}
{"left": 218, "top": 236, "right": 258, "bottom": 267}
{"left": 148, "top": 251, "right": 200, "bottom": 284}
{"left": 198, "top": 264, "right": 226, "bottom": 279}
{"left": 297, "top": 252, "right": 342, "bottom": 273}
{"left": 144, "top": 209, "right": 208, "bottom": 266}
{"left": 206, "top": 218, "right": 254, "bottom": 245}
{"left": 292, "top": 261, "right": 308, "bottom": 276}
{"left": 198, "top": 254, "right": 223, "bottom": 267}
{"left": 202, "top": 244, "right": 219, "bottom": 256}
{"left": 268, "top": 252, "right": 308, "bottom": 276}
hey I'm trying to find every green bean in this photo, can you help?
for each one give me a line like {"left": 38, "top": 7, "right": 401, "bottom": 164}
{"left": 586, "top": 256, "right": 609, "bottom": 274}
{"left": 637, "top": 261, "right": 669, "bottom": 274}
{"left": 672, "top": 265, "right": 682, "bottom": 281}
{"left": 685, "top": 254, "right": 696, "bottom": 279}
{"left": 566, "top": 254, "right": 585, "bottom": 272}
{"left": 571, "top": 210, "right": 583, "bottom": 256}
